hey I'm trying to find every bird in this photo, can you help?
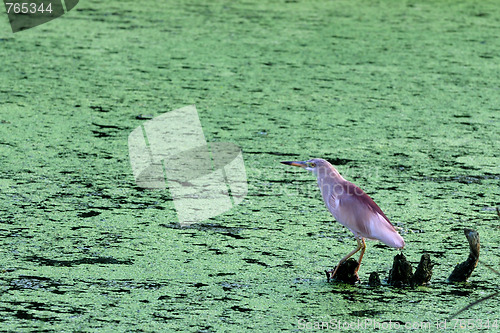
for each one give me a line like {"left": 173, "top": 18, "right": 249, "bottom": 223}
{"left": 281, "top": 158, "right": 404, "bottom": 280}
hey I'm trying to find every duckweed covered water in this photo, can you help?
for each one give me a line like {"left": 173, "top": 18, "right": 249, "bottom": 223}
{"left": 0, "top": 1, "right": 499, "bottom": 331}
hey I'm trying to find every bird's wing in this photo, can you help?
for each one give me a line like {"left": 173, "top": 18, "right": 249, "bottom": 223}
{"left": 328, "top": 181, "right": 404, "bottom": 248}
{"left": 343, "top": 181, "right": 396, "bottom": 230}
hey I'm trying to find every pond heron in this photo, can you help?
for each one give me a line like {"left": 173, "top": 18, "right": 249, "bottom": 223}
{"left": 281, "top": 158, "right": 404, "bottom": 279}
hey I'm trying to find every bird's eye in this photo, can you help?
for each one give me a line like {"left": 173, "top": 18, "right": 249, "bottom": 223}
{"left": 309, "top": 162, "right": 316, "bottom": 167}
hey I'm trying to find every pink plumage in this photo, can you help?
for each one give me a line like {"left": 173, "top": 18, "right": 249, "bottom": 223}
{"left": 281, "top": 158, "right": 405, "bottom": 279}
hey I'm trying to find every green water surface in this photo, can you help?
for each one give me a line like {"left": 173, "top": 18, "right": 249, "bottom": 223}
{"left": 0, "top": 0, "right": 499, "bottom": 332}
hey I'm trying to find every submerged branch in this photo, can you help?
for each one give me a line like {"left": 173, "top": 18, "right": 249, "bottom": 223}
{"left": 448, "top": 229, "right": 480, "bottom": 282}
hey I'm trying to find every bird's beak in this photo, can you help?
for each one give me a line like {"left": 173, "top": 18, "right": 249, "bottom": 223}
{"left": 280, "top": 161, "right": 308, "bottom": 168}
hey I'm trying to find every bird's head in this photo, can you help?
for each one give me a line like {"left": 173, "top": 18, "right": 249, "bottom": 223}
{"left": 280, "top": 158, "right": 332, "bottom": 175}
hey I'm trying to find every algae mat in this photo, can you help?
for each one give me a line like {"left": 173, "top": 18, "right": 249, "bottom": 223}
{"left": 0, "top": 0, "right": 499, "bottom": 331}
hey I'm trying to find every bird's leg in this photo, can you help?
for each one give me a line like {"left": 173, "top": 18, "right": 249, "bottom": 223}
{"left": 327, "top": 238, "right": 363, "bottom": 280}
{"left": 354, "top": 238, "right": 366, "bottom": 274}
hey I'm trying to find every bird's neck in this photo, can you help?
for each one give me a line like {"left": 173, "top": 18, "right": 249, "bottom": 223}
{"left": 315, "top": 166, "right": 345, "bottom": 195}
{"left": 313, "top": 164, "right": 343, "bottom": 179}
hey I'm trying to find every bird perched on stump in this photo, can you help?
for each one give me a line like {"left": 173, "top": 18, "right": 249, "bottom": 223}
{"left": 281, "top": 158, "right": 405, "bottom": 280}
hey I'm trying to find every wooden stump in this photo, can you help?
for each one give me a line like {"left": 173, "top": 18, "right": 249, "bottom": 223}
{"left": 411, "top": 253, "right": 434, "bottom": 286}
{"left": 387, "top": 253, "right": 413, "bottom": 287}
{"left": 368, "top": 272, "right": 381, "bottom": 287}
{"left": 323, "top": 228, "right": 482, "bottom": 287}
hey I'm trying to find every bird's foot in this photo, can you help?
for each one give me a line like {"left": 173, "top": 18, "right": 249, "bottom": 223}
{"left": 325, "top": 259, "right": 360, "bottom": 284}
{"left": 325, "top": 269, "right": 336, "bottom": 281}
{"left": 325, "top": 264, "right": 340, "bottom": 281}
